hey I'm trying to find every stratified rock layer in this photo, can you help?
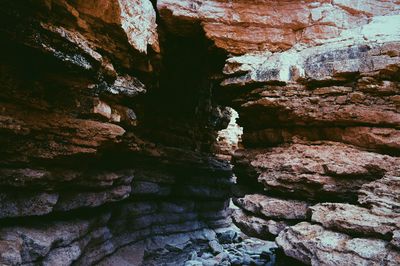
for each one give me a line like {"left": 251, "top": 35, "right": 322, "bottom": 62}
{"left": 276, "top": 222, "right": 400, "bottom": 266}
{"left": 1, "top": 0, "right": 400, "bottom": 265}
{"left": 0, "top": 0, "right": 236, "bottom": 265}
{"left": 158, "top": 0, "right": 400, "bottom": 54}
{"left": 310, "top": 203, "right": 400, "bottom": 238}
{"left": 232, "top": 209, "right": 289, "bottom": 239}
{"left": 158, "top": 1, "right": 400, "bottom": 264}
{"left": 235, "top": 194, "right": 310, "bottom": 220}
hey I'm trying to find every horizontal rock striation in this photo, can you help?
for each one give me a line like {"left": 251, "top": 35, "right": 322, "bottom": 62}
{"left": 276, "top": 222, "right": 400, "bottom": 265}
{"left": 152, "top": 1, "right": 400, "bottom": 265}
{"left": 140, "top": 0, "right": 400, "bottom": 263}
{"left": 0, "top": 201, "right": 228, "bottom": 265}
{"left": 224, "top": 13, "right": 400, "bottom": 266}
{"left": 158, "top": 0, "right": 400, "bottom": 55}
{"left": 0, "top": 0, "right": 238, "bottom": 265}
{"left": 2, "top": 0, "right": 400, "bottom": 265}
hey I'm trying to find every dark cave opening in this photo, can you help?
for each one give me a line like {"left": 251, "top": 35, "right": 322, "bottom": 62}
{"left": 134, "top": 26, "right": 230, "bottom": 153}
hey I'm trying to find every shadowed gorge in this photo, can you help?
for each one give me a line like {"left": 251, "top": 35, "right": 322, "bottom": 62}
{"left": 0, "top": 1, "right": 400, "bottom": 266}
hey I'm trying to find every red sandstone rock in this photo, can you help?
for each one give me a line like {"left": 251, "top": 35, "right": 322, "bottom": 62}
{"left": 243, "top": 127, "right": 400, "bottom": 154}
{"left": 232, "top": 209, "right": 289, "bottom": 239}
{"left": 158, "top": 0, "right": 400, "bottom": 54}
{"left": 276, "top": 222, "right": 400, "bottom": 265}
{"left": 235, "top": 194, "right": 309, "bottom": 220}
{"left": 0, "top": 104, "right": 125, "bottom": 161}
{"left": 358, "top": 175, "right": 400, "bottom": 216}
{"left": 234, "top": 142, "right": 399, "bottom": 201}
{"left": 1, "top": 0, "right": 400, "bottom": 265}
{"left": 155, "top": 1, "right": 400, "bottom": 265}
{"left": 310, "top": 203, "right": 400, "bottom": 237}
{"left": 51, "top": 0, "right": 159, "bottom": 54}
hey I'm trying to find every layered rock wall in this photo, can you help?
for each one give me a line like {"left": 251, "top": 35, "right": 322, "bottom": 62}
{"left": 1, "top": 0, "right": 400, "bottom": 265}
{"left": 158, "top": 0, "right": 400, "bottom": 265}
{"left": 189, "top": 1, "right": 400, "bottom": 264}
{"left": 0, "top": 1, "right": 234, "bottom": 265}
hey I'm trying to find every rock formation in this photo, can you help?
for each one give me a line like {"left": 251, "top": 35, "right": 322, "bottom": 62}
{"left": 0, "top": 1, "right": 237, "bottom": 265}
{"left": 1, "top": 0, "right": 400, "bottom": 265}
{"left": 200, "top": 1, "right": 399, "bottom": 265}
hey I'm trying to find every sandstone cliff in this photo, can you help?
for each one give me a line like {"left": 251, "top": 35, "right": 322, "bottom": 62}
{"left": 1, "top": 0, "right": 400, "bottom": 266}
{"left": 159, "top": 0, "right": 400, "bottom": 264}
{"left": 0, "top": 1, "right": 235, "bottom": 265}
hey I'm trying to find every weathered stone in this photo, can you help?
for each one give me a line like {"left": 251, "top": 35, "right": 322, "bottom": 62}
{"left": 2, "top": 0, "right": 400, "bottom": 265}
{"left": 185, "top": 260, "right": 203, "bottom": 266}
{"left": 228, "top": 79, "right": 400, "bottom": 134}
{"left": 54, "top": 185, "right": 132, "bottom": 211}
{"left": 0, "top": 168, "right": 134, "bottom": 190}
{"left": 222, "top": 15, "right": 400, "bottom": 84}
{"left": 0, "top": 105, "right": 126, "bottom": 162}
{"left": 101, "top": 75, "right": 147, "bottom": 98}
{"left": 57, "top": 0, "right": 159, "bottom": 55}
{"left": 216, "top": 229, "right": 241, "bottom": 244}
{"left": 243, "top": 127, "right": 400, "bottom": 153}
{"left": 214, "top": 108, "right": 243, "bottom": 161}
{"left": 208, "top": 240, "right": 224, "bottom": 254}
{"left": 158, "top": 0, "right": 400, "bottom": 54}
{"left": 358, "top": 175, "right": 400, "bottom": 215}
{"left": 0, "top": 217, "right": 99, "bottom": 265}
{"left": 97, "top": 241, "right": 145, "bottom": 266}
{"left": 235, "top": 194, "right": 309, "bottom": 220}
{"left": 232, "top": 209, "right": 289, "bottom": 239}
{"left": 276, "top": 222, "right": 400, "bottom": 265}
{"left": 392, "top": 230, "right": 400, "bottom": 249}
{"left": 311, "top": 203, "right": 400, "bottom": 237}
{"left": 0, "top": 193, "right": 58, "bottom": 218}
{"left": 234, "top": 143, "right": 398, "bottom": 201}
{"left": 42, "top": 244, "right": 82, "bottom": 266}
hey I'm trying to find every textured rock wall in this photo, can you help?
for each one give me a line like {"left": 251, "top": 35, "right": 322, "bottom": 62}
{"left": 158, "top": 0, "right": 400, "bottom": 54}
{"left": 184, "top": 0, "right": 400, "bottom": 264}
{"left": 2, "top": 0, "right": 400, "bottom": 265}
{"left": 158, "top": 0, "right": 400, "bottom": 265}
{"left": 0, "top": 1, "right": 235, "bottom": 265}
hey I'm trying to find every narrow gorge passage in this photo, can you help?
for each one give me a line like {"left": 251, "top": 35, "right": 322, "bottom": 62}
{"left": 1, "top": 1, "right": 400, "bottom": 266}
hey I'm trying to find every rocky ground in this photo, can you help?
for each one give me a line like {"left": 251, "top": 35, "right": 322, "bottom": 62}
{"left": 136, "top": 226, "right": 278, "bottom": 266}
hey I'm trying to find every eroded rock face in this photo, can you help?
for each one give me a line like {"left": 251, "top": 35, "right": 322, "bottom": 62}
{"left": 222, "top": 15, "right": 400, "bottom": 85}
{"left": 392, "top": 230, "right": 400, "bottom": 249}
{"left": 0, "top": 0, "right": 236, "bottom": 265}
{"left": 185, "top": 1, "right": 400, "bottom": 264}
{"left": 276, "top": 222, "right": 400, "bottom": 266}
{"left": 310, "top": 203, "right": 400, "bottom": 238}
{"left": 358, "top": 175, "right": 400, "bottom": 215}
{"left": 158, "top": 0, "right": 400, "bottom": 54}
{"left": 232, "top": 209, "right": 290, "bottom": 240}
{"left": 2, "top": 0, "right": 400, "bottom": 265}
{"left": 214, "top": 108, "right": 243, "bottom": 161}
{"left": 234, "top": 143, "right": 398, "bottom": 201}
{"left": 235, "top": 194, "right": 310, "bottom": 220}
